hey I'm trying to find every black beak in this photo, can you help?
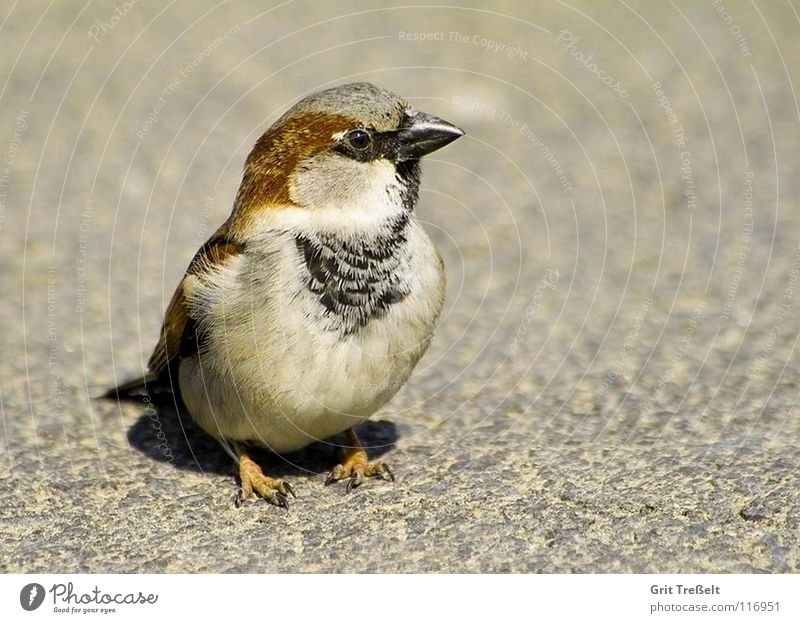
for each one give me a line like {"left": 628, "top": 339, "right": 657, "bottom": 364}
{"left": 396, "top": 110, "right": 464, "bottom": 161}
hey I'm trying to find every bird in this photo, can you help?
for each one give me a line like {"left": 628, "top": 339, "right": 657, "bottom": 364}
{"left": 107, "top": 82, "right": 463, "bottom": 508}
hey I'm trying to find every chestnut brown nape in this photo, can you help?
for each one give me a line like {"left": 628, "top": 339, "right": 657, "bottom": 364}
{"left": 234, "top": 112, "right": 353, "bottom": 209}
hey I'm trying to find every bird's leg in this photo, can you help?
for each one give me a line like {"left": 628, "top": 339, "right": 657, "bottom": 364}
{"left": 234, "top": 442, "right": 295, "bottom": 509}
{"left": 325, "top": 428, "right": 394, "bottom": 492}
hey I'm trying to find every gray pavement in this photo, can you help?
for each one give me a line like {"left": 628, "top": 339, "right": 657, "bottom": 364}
{"left": 2, "top": 1, "right": 800, "bottom": 572}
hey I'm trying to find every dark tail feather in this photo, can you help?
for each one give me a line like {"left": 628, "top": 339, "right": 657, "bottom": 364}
{"left": 101, "top": 372, "right": 177, "bottom": 403}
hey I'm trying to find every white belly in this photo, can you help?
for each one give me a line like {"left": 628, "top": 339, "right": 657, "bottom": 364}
{"left": 178, "top": 221, "right": 444, "bottom": 453}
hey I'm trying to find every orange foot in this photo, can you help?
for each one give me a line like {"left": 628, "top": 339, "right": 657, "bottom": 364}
{"left": 325, "top": 428, "right": 395, "bottom": 493}
{"left": 234, "top": 442, "right": 295, "bottom": 509}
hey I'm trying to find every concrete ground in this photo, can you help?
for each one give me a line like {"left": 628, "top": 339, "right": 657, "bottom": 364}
{"left": 2, "top": 1, "right": 799, "bottom": 572}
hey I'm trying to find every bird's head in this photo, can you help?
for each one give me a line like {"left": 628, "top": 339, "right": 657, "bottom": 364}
{"left": 233, "top": 82, "right": 463, "bottom": 231}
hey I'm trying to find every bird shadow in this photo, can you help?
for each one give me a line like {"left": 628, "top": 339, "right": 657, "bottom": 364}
{"left": 124, "top": 397, "right": 399, "bottom": 481}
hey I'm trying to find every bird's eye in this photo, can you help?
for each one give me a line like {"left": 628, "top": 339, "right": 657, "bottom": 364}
{"left": 345, "top": 129, "right": 372, "bottom": 150}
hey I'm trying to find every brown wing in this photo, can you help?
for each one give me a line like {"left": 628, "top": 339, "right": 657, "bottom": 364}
{"left": 147, "top": 218, "right": 244, "bottom": 378}
{"left": 146, "top": 276, "right": 191, "bottom": 377}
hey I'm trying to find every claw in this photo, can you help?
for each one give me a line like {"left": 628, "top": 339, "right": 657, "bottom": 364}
{"left": 235, "top": 489, "right": 246, "bottom": 508}
{"left": 273, "top": 492, "right": 289, "bottom": 510}
{"left": 282, "top": 481, "right": 296, "bottom": 499}
{"left": 346, "top": 469, "right": 363, "bottom": 494}
{"left": 325, "top": 464, "right": 343, "bottom": 486}
{"left": 381, "top": 463, "right": 395, "bottom": 482}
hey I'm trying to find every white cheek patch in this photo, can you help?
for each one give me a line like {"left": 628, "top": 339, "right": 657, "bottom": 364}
{"left": 291, "top": 152, "right": 397, "bottom": 201}
{"left": 267, "top": 159, "right": 406, "bottom": 236}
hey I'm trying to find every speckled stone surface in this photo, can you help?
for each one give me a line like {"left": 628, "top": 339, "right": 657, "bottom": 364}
{"left": 2, "top": 0, "right": 799, "bottom": 572}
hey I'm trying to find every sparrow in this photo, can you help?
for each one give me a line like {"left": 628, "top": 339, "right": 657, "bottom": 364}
{"left": 108, "top": 82, "right": 463, "bottom": 507}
